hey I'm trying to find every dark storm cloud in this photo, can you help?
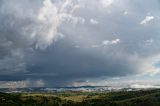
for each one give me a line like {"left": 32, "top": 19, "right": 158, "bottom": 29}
{"left": 0, "top": 0, "right": 160, "bottom": 87}
{"left": 0, "top": 0, "right": 39, "bottom": 74}
{"left": 0, "top": 0, "right": 82, "bottom": 76}
{"left": 24, "top": 38, "right": 148, "bottom": 86}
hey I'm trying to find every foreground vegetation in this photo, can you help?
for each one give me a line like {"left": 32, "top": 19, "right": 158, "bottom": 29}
{"left": 1, "top": 89, "right": 160, "bottom": 106}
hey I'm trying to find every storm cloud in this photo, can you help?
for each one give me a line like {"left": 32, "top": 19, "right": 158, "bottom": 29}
{"left": 0, "top": 0, "right": 160, "bottom": 87}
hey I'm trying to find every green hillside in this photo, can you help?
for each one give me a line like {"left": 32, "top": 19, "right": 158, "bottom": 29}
{"left": 1, "top": 89, "right": 160, "bottom": 106}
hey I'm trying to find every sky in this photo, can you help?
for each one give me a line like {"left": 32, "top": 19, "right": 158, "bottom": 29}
{"left": 0, "top": 0, "right": 160, "bottom": 88}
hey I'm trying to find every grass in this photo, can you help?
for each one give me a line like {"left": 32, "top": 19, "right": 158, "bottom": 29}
{"left": 1, "top": 89, "right": 160, "bottom": 106}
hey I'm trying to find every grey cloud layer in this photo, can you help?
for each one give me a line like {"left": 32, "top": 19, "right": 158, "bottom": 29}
{"left": 0, "top": 0, "right": 160, "bottom": 87}
{"left": 0, "top": 0, "right": 84, "bottom": 75}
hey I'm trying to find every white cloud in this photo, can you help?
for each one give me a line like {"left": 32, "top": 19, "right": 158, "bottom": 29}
{"left": 35, "top": 0, "right": 60, "bottom": 49}
{"left": 102, "top": 40, "right": 109, "bottom": 45}
{"left": 101, "top": 0, "right": 114, "bottom": 7}
{"left": 140, "top": 16, "right": 154, "bottom": 25}
{"left": 34, "top": 0, "right": 85, "bottom": 49}
{"left": 91, "top": 39, "right": 120, "bottom": 48}
{"left": 111, "top": 39, "right": 120, "bottom": 44}
{"left": 90, "top": 18, "right": 99, "bottom": 24}
{"left": 102, "top": 39, "right": 120, "bottom": 45}
{"left": 123, "top": 11, "right": 128, "bottom": 15}
{"left": 130, "top": 84, "right": 160, "bottom": 89}
{"left": 145, "top": 39, "right": 153, "bottom": 45}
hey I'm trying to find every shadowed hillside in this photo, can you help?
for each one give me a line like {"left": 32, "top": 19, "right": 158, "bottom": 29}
{"left": 1, "top": 89, "right": 160, "bottom": 106}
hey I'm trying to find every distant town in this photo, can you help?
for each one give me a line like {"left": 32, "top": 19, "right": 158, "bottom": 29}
{"left": 1, "top": 85, "right": 160, "bottom": 93}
